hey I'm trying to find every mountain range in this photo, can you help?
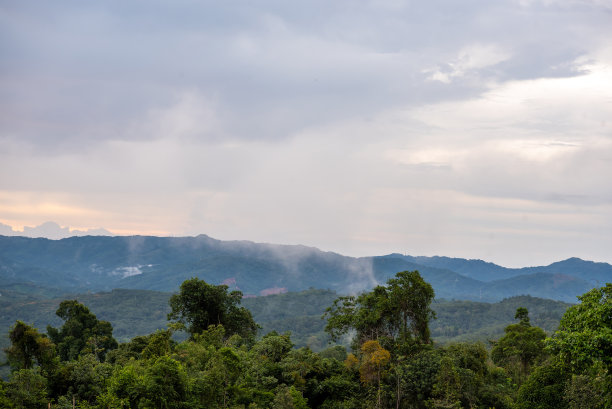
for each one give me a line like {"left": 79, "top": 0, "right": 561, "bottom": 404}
{"left": 1, "top": 234, "right": 609, "bottom": 303}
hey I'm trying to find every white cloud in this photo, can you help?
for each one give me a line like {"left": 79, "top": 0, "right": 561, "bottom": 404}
{"left": 0, "top": 220, "right": 112, "bottom": 239}
{"left": 112, "top": 266, "right": 143, "bottom": 278}
{"left": 425, "top": 43, "right": 511, "bottom": 83}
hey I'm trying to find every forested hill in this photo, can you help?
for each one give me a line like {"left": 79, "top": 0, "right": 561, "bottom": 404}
{"left": 0, "top": 285, "right": 570, "bottom": 385}
{"left": 1, "top": 234, "right": 607, "bottom": 302}
{"left": 0, "top": 288, "right": 569, "bottom": 350}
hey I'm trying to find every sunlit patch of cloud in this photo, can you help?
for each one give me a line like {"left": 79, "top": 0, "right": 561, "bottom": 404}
{"left": 385, "top": 148, "right": 460, "bottom": 168}
{"left": 424, "top": 43, "right": 511, "bottom": 84}
{"left": 493, "top": 139, "right": 580, "bottom": 162}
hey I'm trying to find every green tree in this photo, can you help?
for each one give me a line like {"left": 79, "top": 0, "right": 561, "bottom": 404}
{"left": 427, "top": 343, "right": 513, "bottom": 409}
{"left": 547, "top": 283, "right": 612, "bottom": 373}
{"left": 168, "top": 277, "right": 258, "bottom": 339}
{"left": 141, "top": 356, "right": 188, "bottom": 409}
{"left": 246, "top": 331, "right": 294, "bottom": 390}
{"left": 0, "top": 379, "right": 15, "bottom": 409}
{"left": 97, "top": 361, "right": 145, "bottom": 408}
{"left": 386, "top": 271, "right": 436, "bottom": 345}
{"left": 47, "top": 300, "right": 118, "bottom": 362}
{"left": 324, "top": 271, "right": 435, "bottom": 350}
{"left": 427, "top": 356, "right": 462, "bottom": 409}
{"left": 325, "top": 271, "right": 435, "bottom": 409}
{"left": 141, "top": 330, "right": 173, "bottom": 359}
{"left": 6, "top": 368, "right": 49, "bottom": 409}
{"left": 514, "top": 362, "right": 569, "bottom": 409}
{"left": 105, "top": 334, "right": 151, "bottom": 366}
{"left": 564, "top": 372, "right": 607, "bottom": 409}
{"left": 4, "top": 320, "right": 57, "bottom": 374}
{"left": 393, "top": 349, "right": 441, "bottom": 409}
{"left": 547, "top": 283, "right": 612, "bottom": 407}
{"left": 491, "top": 308, "right": 547, "bottom": 385}
{"left": 64, "top": 353, "right": 113, "bottom": 405}
{"left": 271, "top": 384, "right": 309, "bottom": 409}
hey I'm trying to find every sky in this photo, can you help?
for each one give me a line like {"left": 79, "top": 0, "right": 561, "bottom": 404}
{"left": 1, "top": 0, "right": 611, "bottom": 267}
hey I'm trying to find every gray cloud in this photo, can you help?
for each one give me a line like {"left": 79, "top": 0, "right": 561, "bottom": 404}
{"left": 1, "top": 0, "right": 611, "bottom": 267}
{"left": 3, "top": 0, "right": 607, "bottom": 149}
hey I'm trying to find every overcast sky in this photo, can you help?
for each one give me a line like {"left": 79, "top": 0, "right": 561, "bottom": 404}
{"left": 1, "top": 0, "right": 611, "bottom": 267}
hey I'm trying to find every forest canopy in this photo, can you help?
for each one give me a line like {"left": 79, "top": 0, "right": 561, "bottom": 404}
{"left": 0, "top": 274, "right": 609, "bottom": 408}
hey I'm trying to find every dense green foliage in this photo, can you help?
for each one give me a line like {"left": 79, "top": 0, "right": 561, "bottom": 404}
{"left": 547, "top": 283, "right": 612, "bottom": 373}
{"left": 325, "top": 271, "right": 436, "bottom": 350}
{"left": 242, "top": 288, "right": 338, "bottom": 350}
{"left": 0, "top": 287, "right": 570, "bottom": 381}
{"left": 5, "top": 321, "right": 56, "bottom": 374}
{"left": 168, "top": 277, "right": 258, "bottom": 340}
{"left": 491, "top": 308, "right": 547, "bottom": 385}
{"left": 545, "top": 283, "right": 612, "bottom": 408}
{"left": 430, "top": 295, "right": 569, "bottom": 343}
{"left": 0, "top": 274, "right": 609, "bottom": 408}
{"left": 0, "top": 289, "right": 172, "bottom": 343}
{"left": 47, "top": 300, "right": 118, "bottom": 362}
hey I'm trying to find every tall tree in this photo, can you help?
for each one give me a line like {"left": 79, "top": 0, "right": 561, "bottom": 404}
{"left": 386, "top": 270, "right": 436, "bottom": 345}
{"left": 4, "top": 321, "right": 57, "bottom": 374}
{"left": 47, "top": 300, "right": 118, "bottom": 362}
{"left": 359, "top": 340, "right": 390, "bottom": 409}
{"left": 325, "top": 271, "right": 435, "bottom": 409}
{"left": 168, "top": 277, "right": 258, "bottom": 339}
{"left": 491, "top": 308, "right": 547, "bottom": 385}
{"left": 324, "top": 270, "right": 435, "bottom": 349}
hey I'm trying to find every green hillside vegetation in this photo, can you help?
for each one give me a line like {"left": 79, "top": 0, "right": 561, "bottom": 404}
{"left": 1, "top": 286, "right": 570, "bottom": 354}
{"left": 0, "top": 289, "right": 172, "bottom": 342}
{"left": 1, "top": 235, "right": 604, "bottom": 302}
{"left": 241, "top": 289, "right": 340, "bottom": 351}
{"left": 1, "top": 273, "right": 608, "bottom": 408}
{"left": 430, "top": 296, "right": 570, "bottom": 344}
{"left": 0, "top": 286, "right": 570, "bottom": 380}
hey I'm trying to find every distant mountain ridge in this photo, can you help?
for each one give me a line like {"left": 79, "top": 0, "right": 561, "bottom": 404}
{"left": 394, "top": 254, "right": 609, "bottom": 284}
{"left": 0, "top": 234, "right": 609, "bottom": 303}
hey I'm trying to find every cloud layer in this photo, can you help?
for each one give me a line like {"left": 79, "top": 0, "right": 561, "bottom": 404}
{"left": 1, "top": 0, "right": 611, "bottom": 266}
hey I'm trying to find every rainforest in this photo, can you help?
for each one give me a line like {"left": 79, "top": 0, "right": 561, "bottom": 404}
{"left": 1, "top": 271, "right": 610, "bottom": 409}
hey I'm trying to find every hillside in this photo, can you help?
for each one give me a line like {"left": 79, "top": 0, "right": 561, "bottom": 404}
{"left": 0, "top": 287, "right": 569, "bottom": 349}
{"left": 0, "top": 286, "right": 571, "bottom": 380}
{"left": 1, "top": 235, "right": 607, "bottom": 303}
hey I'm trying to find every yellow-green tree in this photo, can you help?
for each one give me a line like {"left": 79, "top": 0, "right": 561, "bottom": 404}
{"left": 359, "top": 340, "right": 390, "bottom": 409}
